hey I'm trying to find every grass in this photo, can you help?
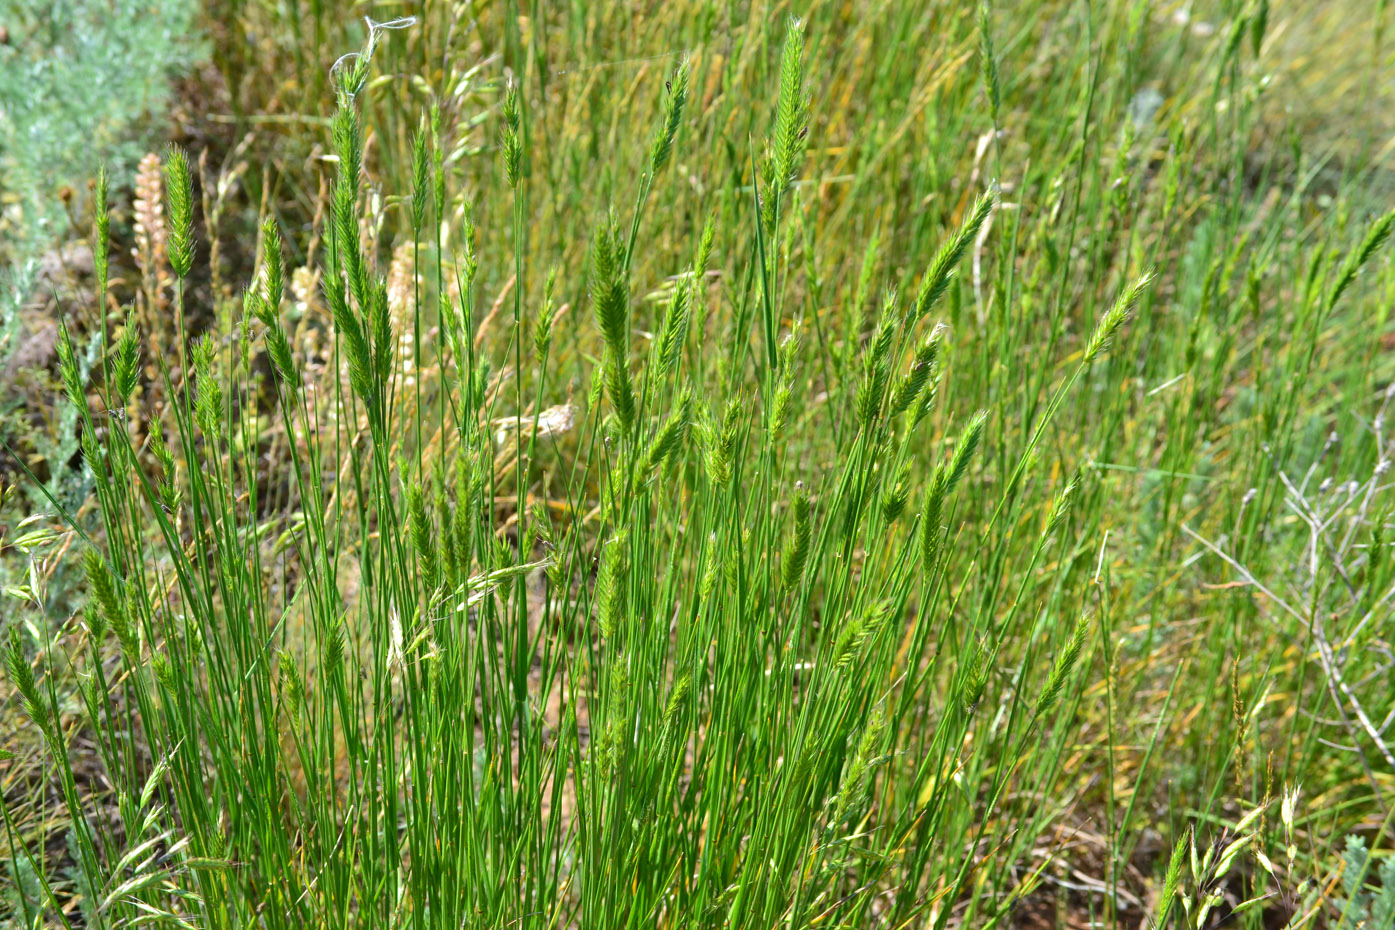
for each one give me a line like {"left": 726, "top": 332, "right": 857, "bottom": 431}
{"left": 2, "top": 1, "right": 1394, "bottom": 927}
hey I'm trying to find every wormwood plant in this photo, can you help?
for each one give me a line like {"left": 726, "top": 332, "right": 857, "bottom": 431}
{"left": 4, "top": 21, "right": 1155, "bottom": 930}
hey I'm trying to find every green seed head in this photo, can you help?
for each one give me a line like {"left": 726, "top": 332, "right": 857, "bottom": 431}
{"left": 781, "top": 482, "right": 813, "bottom": 590}
{"left": 163, "top": 145, "right": 195, "bottom": 279}
{"left": 500, "top": 80, "right": 523, "bottom": 189}
{"left": 648, "top": 59, "right": 690, "bottom": 177}
{"left": 93, "top": 167, "right": 110, "bottom": 293}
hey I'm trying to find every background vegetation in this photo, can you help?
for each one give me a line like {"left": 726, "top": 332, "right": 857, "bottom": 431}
{"left": 2, "top": 0, "right": 1393, "bottom": 927}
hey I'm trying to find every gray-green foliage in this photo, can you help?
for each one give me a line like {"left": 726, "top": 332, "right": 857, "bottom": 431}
{"left": 1337, "top": 835, "right": 1395, "bottom": 930}
{"left": 0, "top": 0, "right": 203, "bottom": 268}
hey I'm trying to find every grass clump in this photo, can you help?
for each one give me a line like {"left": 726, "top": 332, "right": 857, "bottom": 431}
{"left": 1, "top": 26, "right": 1104, "bottom": 928}
{"left": 3, "top": 1, "right": 1395, "bottom": 928}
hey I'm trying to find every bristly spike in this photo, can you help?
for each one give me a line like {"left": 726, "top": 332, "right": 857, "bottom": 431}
{"left": 648, "top": 59, "right": 690, "bottom": 177}
{"left": 915, "top": 192, "right": 995, "bottom": 320}
{"left": 500, "top": 79, "right": 523, "bottom": 189}
{"left": 771, "top": 17, "right": 810, "bottom": 199}
{"left": 945, "top": 410, "right": 987, "bottom": 494}
{"left": 93, "top": 168, "right": 110, "bottom": 294}
{"left": 1035, "top": 613, "right": 1090, "bottom": 718}
{"left": 1084, "top": 270, "right": 1154, "bottom": 363}
{"left": 781, "top": 482, "right": 813, "bottom": 590}
{"left": 261, "top": 217, "right": 284, "bottom": 312}
{"left": 163, "top": 145, "right": 195, "bottom": 279}
{"left": 1328, "top": 209, "right": 1395, "bottom": 310}
{"left": 411, "top": 117, "right": 430, "bottom": 230}
{"left": 978, "top": 1, "right": 1002, "bottom": 124}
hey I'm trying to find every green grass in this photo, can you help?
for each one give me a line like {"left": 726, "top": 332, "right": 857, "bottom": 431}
{"left": 2, "top": 1, "right": 1394, "bottom": 927}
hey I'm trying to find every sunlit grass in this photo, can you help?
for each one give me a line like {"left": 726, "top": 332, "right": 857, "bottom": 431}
{"left": 3, "top": 2, "right": 1394, "bottom": 928}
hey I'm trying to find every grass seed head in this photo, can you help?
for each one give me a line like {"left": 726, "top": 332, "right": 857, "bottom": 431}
{"left": 890, "top": 327, "right": 943, "bottom": 417}
{"left": 163, "top": 144, "right": 195, "bottom": 279}
{"left": 534, "top": 267, "right": 558, "bottom": 364}
{"left": 1084, "top": 270, "right": 1154, "bottom": 363}
{"left": 945, "top": 410, "right": 987, "bottom": 494}
{"left": 1156, "top": 828, "right": 1190, "bottom": 928}
{"left": 55, "top": 324, "right": 84, "bottom": 413}
{"left": 915, "top": 192, "right": 994, "bottom": 319}
{"left": 500, "top": 80, "right": 523, "bottom": 189}
{"left": 782, "top": 482, "right": 813, "bottom": 590}
{"left": 921, "top": 466, "right": 948, "bottom": 575}
{"left": 261, "top": 217, "right": 284, "bottom": 311}
{"left": 1046, "top": 476, "right": 1078, "bottom": 537}
{"left": 1328, "top": 209, "right": 1395, "bottom": 309}
{"left": 409, "top": 483, "right": 440, "bottom": 594}
{"left": 1035, "top": 613, "right": 1089, "bottom": 718}
{"left": 771, "top": 18, "right": 810, "bottom": 197}
{"left": 411, "top": 118, "right": 430, "bottom": 229}
{"left": 93, "top": 167, "right": 110, "bottom": 293}
{"left": 961, "top": 637, "right": 992, "bottom": 712}
{"left": 6, "top": 630, "right": 51, "bottom": 741}
{"left": 978, "top": 2, "right": 1002, "bottom": 124}
{"left": 644, "top": 390, "right": 693, "bottom": 477}
{"left": 882, "top": 462, "right": 911, "bottom": 524}
{"left": 193, "top": 335, "right": 223, "bottom": 436}
{"left": 649, "top": 59, "right": 690, "bottom": 177}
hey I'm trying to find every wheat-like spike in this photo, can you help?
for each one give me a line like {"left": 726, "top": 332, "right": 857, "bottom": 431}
{"left": 534, "top": 268, "right": 558, "bottom": 365}
{"left": 921, "top": 466, "right": 948, "bottom": 575}
{"left": 113, "top": 318, "right": 140, "bottom": 404}
{"left": 695, "top": 212, "right": 717, "bottom": 276}
{"left": 978, "top": 2, "right": 1002, "bottom": 123}
{"left": 855, "top": 294, "right": 899, "bottom": 428}
{"left": 332, "top": 103, "right": 369, "bottom": 312}
{"left": 703, "top": 398, "right": 742, "bottom": 486}
{"left": 93, "top": 168, "right": 110, "bottom": 294}
{"left": 430, "top": 102, "right": 447, "bottom": 217}
{"left": 261, "top": 217, "right": 284, "bottom": 312}
{"left": 945, "top": 410, "right": 987, "bottom": 494}
{"left": 781, "top": 483, "right": 813, "bottom": 590}
{"left": 772, "top": 17, "right": 810, "bottom": 195}
{"left": 1155, "top": 829, "right": 1190, "bottom": 929}
{"left": 325, "top": 273, "right": 374, "bottom": 410}
{"left": 368, "top": 277, "right": 392, "bottom": 389}
{"left": 1084, "top": 270, "right": 1154, "bottom": 363}
{"left": 655, "top": 275, "right": 693, "bottom": 381}
{"left": 163, "top": 145, "right": 195, "bottom": 279}
{"left": 193, "top": 335, "right": 223, "bottom": 436}
{"left": 596, "top": 536, "right": 626, "bottom": 640}
{"left": 649, "top": 59, "right": 690, "bottom": 177}
{"left": 882, "top": 462, "right": 911, "bottom": 524}
{"left": 833, "top": 705, "right": 887, "bottom": 823}
{"left": 960, "top": 637, "right": 992, "bottom": 712}
{"left": 659, "top": 674, "right": 692, "bottom": 752}
{"left": 833, "top": 601, "right": 888, "bottom": 670}
{"left": 1046, "top": 477, "right": 1078, "bottom": 536}
{"left": 500, "top": 80, "right": 523, "bottom": 189}
{"left": 1035, "top": 613, "right": 1089, "bottom": 717}
{"left": 82, "top": 549, "right": 119, "bottom": 644}
{"left": 132, "top": 152, "right": 170, "bottom": 319}
{"left": 590, "top": 219, "right": 629, "bottom": 353}
{"left": 54, "top": 324, "right": 84, "bottom": 413}
{"left": 915, "top": 192, "right": 995, "bottom": 319}
{"left": 277, "top": 651, "right": 307, "bottom": 723}
{"left": 605, "top": 361, "right": 637, "bottom": 434}
{"left": 409, "top": 484, "right": 440, "bottom": 594}
{"left": 890, "top": 327, "right": 944, "bottom": 417}
{"left": 1328, "top": 209, "right": 1395, "bottom": 310}
{"left": 643, "top": 389, "right": 692, "bottom": 475}
{"left": 411, "top": 118, "right": 430, "bottom": 230}
{"left": 7, "top": 630, "right": 51, "bottom": 740}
